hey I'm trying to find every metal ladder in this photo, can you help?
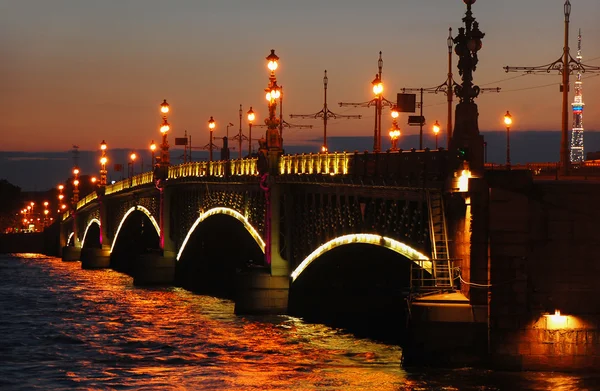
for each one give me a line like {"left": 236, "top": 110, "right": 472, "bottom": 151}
{"left": 427, "top": 190, "right": 453, "bottom": 289}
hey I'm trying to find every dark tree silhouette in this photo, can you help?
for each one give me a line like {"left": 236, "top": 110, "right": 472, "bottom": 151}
{"left": 0, "top": 180, "right": 22, "bottom": 232}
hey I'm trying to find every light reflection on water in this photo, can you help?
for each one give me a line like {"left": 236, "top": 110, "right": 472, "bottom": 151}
{"left": 0, "top": 254, "right": 597, "bottom": 391}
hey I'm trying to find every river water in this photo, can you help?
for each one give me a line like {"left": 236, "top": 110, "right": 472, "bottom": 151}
{"left": 0, "top": 253, "right": 597, "bottom": 391}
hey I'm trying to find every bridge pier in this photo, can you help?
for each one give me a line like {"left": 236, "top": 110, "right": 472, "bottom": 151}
{"left": 61, "top": 246, "right": 81, "bottom": 262}
{"left": 80, "top": 247, "right": 110, "bottom": 269}
{"left": 233, "top": 180, "right": 291, "bottom": 314}
{"left": 268, "top": 182, "right": 289, "bottom": 277}
{"left": 234, "top": 269, "right": 289, "bottom": 314}
{"left": 403, "top": 292, "right": 488, "bottom": 367}
{"left": 133, "top": 251, "right": 176, "bottom": 285}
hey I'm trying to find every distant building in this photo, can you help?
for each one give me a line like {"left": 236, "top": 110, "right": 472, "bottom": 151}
{"left": 569, "top": 30, "right": 585, "bottom": 163}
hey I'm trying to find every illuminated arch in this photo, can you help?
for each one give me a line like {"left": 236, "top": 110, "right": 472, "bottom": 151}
{"left": 176, "top": 207, "right": 265, "bottom": 261}
{"left": 110, "top": 206, "right": 160, "bottom": 253}
{"left": 290, "top": 233, "right": 431, "bottom": 282}
{"left": 67, "top": 232, "right": 75, "bottom": 246}
{"left": 81, "top": 218, "right": 100, "bottom": 248}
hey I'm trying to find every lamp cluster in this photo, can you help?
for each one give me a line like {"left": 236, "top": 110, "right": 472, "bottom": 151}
{"left": 18, "top": 201, "right": 54, "bottom": 233}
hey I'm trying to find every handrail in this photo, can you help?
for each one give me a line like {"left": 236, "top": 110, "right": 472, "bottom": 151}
{"left": 76, "top": 191, "right": 97, "bottom": 210}
{"left": 230, "top": 158, "right": 259, "bottom": 176}
{"left": 168, "top": 159, "right": 259, "bottom": 179}
{"left": 105, "top": 178, "right": 129, "bottom": 195}
{"left": 105, "top": 171, "right": 154, "bottom": 195}
{"left": 279, "top": 152, "right": 350, "bottom": 175}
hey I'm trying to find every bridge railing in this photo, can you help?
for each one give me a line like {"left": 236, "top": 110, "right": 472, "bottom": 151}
{"left": 279, "top": 152, "right": 350, "bottom": 175}
{"left": 168, "top": 158, "right": 259, "bottom": 179}
{"left": 351, "top": 149, "right": 451, "bottom": 180}
{"left": 76, "top": 192, "right": 98, "bottom": 210}
{"left": 485, "top": 162, "right": 600, "bottom": 179}
{"left": 168, "top": 161, "right": 225, "bottom": 179}
{"left": 230, "top": 158, "right": 259, "bottom": 176}
{"left": 105, "top": 172, "right": 154, "bottom": 195}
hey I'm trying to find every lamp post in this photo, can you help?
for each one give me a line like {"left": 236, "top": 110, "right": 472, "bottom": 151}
{"left": 389, "top": 105, "right": 401, "bottom": 152}
{"left": 372, "top": 73, "right": 384, "bottom": 152}
{"left": 159, "top": 99, "right": 170, "bottom": 167}
{"left": 433, "top": 120, "right": 441, "bottom": 149}
{"left": 290, "top": 70, "right": 362, "bottom": 153}
{"left": 99, "top": 140, "right": 108, "bottom": 186}
{"left": 72, "top": 168, "right": 80, "bottom": 204}
{"left": 504, "top": 111, "right": 513, "bottom": 170}
{"left": 247, "top": 107, "right": 255, "bottom": 155}
{"left": 58, "top": 185, "right": 65, "bottom": 213}
{"left": 208, "top": 116, "right": 216, "bottom": 162}
{"left": 264, "top": 49, "right": 282, "bottom": 154}
{"left": 450, "top": 0, "right": 486, "bottom": 174}
{"left": 232, "top": 105, "right": 249, "bottom": 159}
{"left": 389, "top": 129, "right": 401, "bottom": 152}
{"left": 150, "top": 140, "right": 156, "bottom": 167}
{"left": 226, "top": 122, "right": 234, "bottom": 140}
{"left": 129, "top": 152, "right": 137, "bottom": 179}
{"left": 339, "top": 52, "right": 394, "bottom": 153}
{"left": 42, "top": 201, "right": 48, "bottom": 227}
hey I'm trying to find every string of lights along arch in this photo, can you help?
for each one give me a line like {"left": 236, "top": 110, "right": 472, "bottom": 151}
{"left": 570, "top": 30, "right": 585, "bottom": 164}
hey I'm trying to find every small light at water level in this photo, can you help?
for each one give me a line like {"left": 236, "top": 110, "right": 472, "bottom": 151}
{"left": 545, "top": 308, "right": 568, "bottom": 329}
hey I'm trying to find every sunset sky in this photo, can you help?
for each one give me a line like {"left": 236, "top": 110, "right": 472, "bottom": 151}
{"left": 2, "top": 0, "right": 600, "bottom": 154}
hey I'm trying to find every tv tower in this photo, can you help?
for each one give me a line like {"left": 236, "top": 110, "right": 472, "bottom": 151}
{"left": 569, "top": 29, "right": 585, "bottom": 163}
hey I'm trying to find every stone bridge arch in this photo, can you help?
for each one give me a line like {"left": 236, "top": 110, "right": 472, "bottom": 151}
{"left": 110, "top": 205, "right": 161, "bottom": 253}
{"left": 176, "top": 207, "right": 265, "bottom": 261}
{"left": 290, "top": 233, "right": 431, "bottom": 282}
{"left": 81, "top": 218, "right": 101, "bottom": 248}
{"left": 66, "top": 231, "right": 75, "bottom": 246}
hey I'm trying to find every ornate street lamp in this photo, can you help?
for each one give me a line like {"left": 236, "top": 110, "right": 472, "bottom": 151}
{"left": 208, "top": 116, "right": 216, "bottom": 162}
{"left": 450, "top": 0, "right": 485, "bottom": 173}
{"left": 57, "top": 185, "right": 65, "bottom": 212}
{"left": 159, "top": 99, "right": 170, "bottom": 167}
{"left": 339, "top": 52, "right": 394, "bottom": 153}
{"left": 72, "top": 168, "right": 80, "bottom": 204}
{"left": 99, "top": 140, "right": 108, "bottom": 186}
{"left": 264, "top": 49, "right": 282, "bottom": 153}
{"left": 389, "top": 129, "right": 401, "bottom": 152}
{"left": 372, "top": 74, "right": 384, "bottom": 152}
{"left": 150, "top": 140, "right": 156, "bottom": 167}
{"left": 504, "top": 111, "right": 513, "bottom": 170}
{"left": 129, "top": 152, "right": 137, "bottom": 178}
{"left": 433, "top": 120, "right": 441, "bottom": 149}
{"left": 389, "top": 105, "right": 401, "bottom": 151}
{"left": 247, "top": 107, "right": 255, "bottom": 155}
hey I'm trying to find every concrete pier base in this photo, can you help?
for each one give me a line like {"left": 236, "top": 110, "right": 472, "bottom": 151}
{"left": 234, "top": 269, "right": 289, "bottom": 315}
{"left": 402, "top": 292, "right": 488, "bottom": 367}
{"left": 133, "top": 252, "right": 176, "bottom": 285}
{"left": 61, "top": 246, "right": 81, "bottom": 262}
{"left": 80, "top": 248, "right": 110, "bottom": 269}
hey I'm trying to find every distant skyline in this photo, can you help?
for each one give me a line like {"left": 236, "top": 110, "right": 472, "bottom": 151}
{"left": 2, "top": 0, "right": 599, "bottom": 154}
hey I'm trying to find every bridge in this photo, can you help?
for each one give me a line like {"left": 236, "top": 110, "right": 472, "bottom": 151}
{"left": 59, "top": 146, "right": 600, "bottom": 372}
{"left": 56, "top": 0, "right": 600, "bottom": 372}
{"left": 61, "top": 150, "right": 461, "bottom": 312}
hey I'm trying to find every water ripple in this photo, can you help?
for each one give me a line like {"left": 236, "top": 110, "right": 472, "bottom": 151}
{"left": 0, "top": 254, "right": 598, "bottom": 390}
